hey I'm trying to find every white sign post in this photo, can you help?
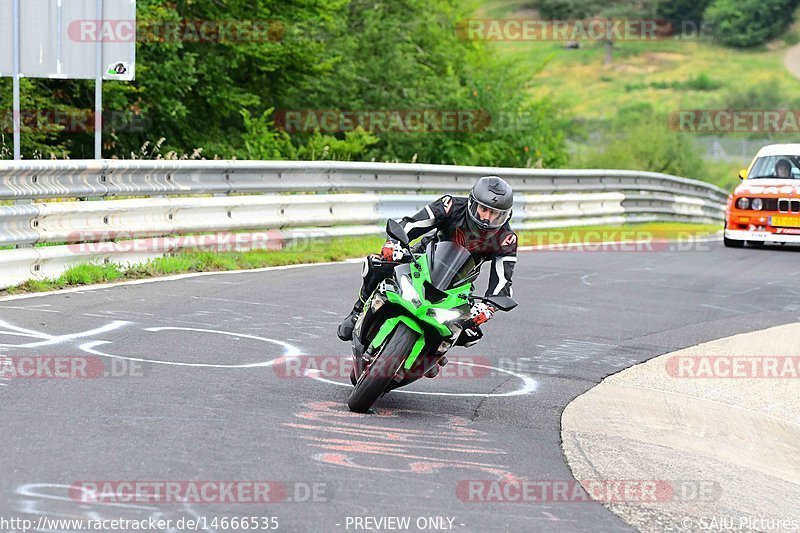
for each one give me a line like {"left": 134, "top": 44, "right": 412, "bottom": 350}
{"left": 0, "top": 0, "right": 136, "bottom": 160}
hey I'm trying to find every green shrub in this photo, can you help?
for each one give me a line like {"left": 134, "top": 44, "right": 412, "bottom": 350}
{"left": 536, "top": 0, "right": 603, "bottom": 18}
{"left": 573, "top": 104, "right": 708, "bottom": 180}
{"left": 657, "top": 0, "right": 713, "bottom": 33}
{"left": 297, "top": 128, "right": 379, "bottom": 161}
{"left": 682, "top": 73, "right": 722, "bottom": 91}
{"left": 705, "top": 0, "right": 800, "bottom": 47}
{"left": 240, "top": 109, "right": 296, "bottom": 160}
{"left": 716, "top": 83, "right": 789, "bottom": 110}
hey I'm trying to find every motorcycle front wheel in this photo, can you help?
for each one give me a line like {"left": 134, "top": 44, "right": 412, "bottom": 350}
{"left": 347, "top": 322, "right": 417, "bottom": 413}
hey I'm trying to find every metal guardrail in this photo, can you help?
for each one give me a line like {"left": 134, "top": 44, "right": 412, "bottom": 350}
{"left": 0, "top": 160, "right": 729, "bottom": 200}
{"left": 0, "top": 160, "right": 728, "bottom": 289}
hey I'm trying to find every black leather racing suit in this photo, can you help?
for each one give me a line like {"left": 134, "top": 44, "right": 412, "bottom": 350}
{"left": 356, "top": 194, "right": 518, "bottom": 309}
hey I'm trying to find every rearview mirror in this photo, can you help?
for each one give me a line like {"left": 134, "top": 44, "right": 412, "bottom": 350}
{"left": 484, "top": 295, "right": 518, "bottom": 312}
{"left": 386, "top": 219, "right": 410, "bottom": 248}
{"left": 738, "top": 169, "right": 747, "bottom": 180}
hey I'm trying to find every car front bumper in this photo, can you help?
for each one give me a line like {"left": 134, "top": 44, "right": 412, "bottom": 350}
{"left": 725, "top": 229, "right": 800, "bottom": 244}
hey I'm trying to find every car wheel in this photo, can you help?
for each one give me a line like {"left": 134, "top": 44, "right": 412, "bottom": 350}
{"left": 723, "top": 221, "right": 744, "bottom": 248}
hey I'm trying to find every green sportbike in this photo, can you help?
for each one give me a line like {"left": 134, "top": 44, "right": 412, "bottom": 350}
{"left": 347, "top": 220, "right": 517, "bottom": 413}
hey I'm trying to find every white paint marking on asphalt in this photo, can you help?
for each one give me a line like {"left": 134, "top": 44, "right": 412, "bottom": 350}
{"left": 547, "top": 303, "right": 589, "bottom": 313}
{"left": 145, "top": 327, "right": 302, "bottom": 357}
{"left": 0, "top": 305, "right": 60, "bottom": 314}
{"left": 81, "top": 341, "right": 282, "bottom": 368}
{"left": 0, "top": 260, "right": 363, "bottom": 303}
{"left": 79, "top": 327, "right": 303, "bottom": 368}
{"left": 515, "top": 272, "right": 567, "bottom": 281}
{"left": 17, "top": 483, "right": 159, "bottom": 512}
{"left": 699, "top": 304, "right": 748, "bottom": 315}
{"left": 191, "top": 295, "right": 282, "bottom": 307}
{"left": 0, "top": 331, "right": 45, "bottom": 339}
{"left": 0, "top": 320, "right": 130, "bottom": 348}
{"left": 0, "top": 319, "right": 57, "bottom": 340}
{"left": 308, "top": 361, "right": 538, "bottom": 398}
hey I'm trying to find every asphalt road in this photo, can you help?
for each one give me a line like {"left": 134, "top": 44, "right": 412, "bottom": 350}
{"left": 1, "top": 241, "right": 799, "bottom": 533}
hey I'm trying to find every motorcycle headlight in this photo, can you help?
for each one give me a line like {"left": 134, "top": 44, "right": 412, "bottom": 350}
{"left": 430, "top": 308, "right": 463, "bottom": 324}
{"left": 736, "top": 197, "right": 750, "bottom": 210}
{"left": 751, "top": 198, "right": 763, "bottom": 211}
{"left": 399, "top": 276, "right": 421, "bottom": 306}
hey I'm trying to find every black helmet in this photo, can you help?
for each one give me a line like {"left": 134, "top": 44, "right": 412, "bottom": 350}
{"left": 467, "top": 176, "right": 513, "bottom": 231}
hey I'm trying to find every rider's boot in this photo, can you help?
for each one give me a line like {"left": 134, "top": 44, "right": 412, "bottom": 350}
{"left": 337, "top": 300, "right": 364, "bottom": 342}
{"left": 424, "top": 356, "right": 449, "bottom": 378}
{"left": 338, "top": 255, "right": 389, "bottom": 342}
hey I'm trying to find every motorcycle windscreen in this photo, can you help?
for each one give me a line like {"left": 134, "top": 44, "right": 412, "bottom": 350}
{"left": 426, "top": 241, "right": 477, "bottom": 290}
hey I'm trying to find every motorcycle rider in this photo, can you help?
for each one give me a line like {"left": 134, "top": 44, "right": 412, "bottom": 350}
{"left": 337, "top": 176, "right": 517, "bottom": 346}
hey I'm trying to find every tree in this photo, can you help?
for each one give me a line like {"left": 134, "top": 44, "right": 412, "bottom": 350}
{"left": 595, "top": 1, "right": 658, "bottom": 65}
{"left": 705, "top": 0, "right": 800, "bottom": 48}
{"left": 657, "top": 0, "right": 713, "bottom": 34}
{"left": 0, "top": 0, "right": 569, "bottom": 167}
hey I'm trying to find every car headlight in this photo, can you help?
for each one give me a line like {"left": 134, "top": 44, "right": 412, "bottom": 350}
{"left": 751, "top": 198, "right": 763, "bottom": 211}
{"left": 736, "top": 197, "right": 750, "bottom": 210}
{"left": 399, "top": 276, "right": 421, "bottom": 306}
{"left": 430, "top": 308, "right": 463, "bottom": 324}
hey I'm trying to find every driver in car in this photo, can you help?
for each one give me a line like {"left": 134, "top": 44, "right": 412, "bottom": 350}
{"left": 337, "top": 176, "right": 518, "bottom": 349}
{"left": 775, "top": 158, "right": 793, "bottom": 178}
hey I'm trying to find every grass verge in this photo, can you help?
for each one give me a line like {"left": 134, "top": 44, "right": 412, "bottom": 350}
{"left": 1, "top": 222, "right": 721, "bottom": 296}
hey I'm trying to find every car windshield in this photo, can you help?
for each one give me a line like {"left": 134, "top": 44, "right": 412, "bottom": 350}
{"left": 748, "top": 155, "right": 800, "bottom": 179}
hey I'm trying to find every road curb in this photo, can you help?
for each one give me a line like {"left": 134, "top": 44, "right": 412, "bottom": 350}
{"left": 561, "top": 323, "right": 800, "bottom": 531}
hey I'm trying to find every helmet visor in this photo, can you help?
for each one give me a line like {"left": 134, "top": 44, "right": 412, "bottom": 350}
{"left": 468, "top": 198, "right": 511, "bottom": 229}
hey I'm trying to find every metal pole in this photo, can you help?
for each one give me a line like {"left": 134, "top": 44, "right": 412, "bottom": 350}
{"left": 12, "top": 0, "right": 32, "bottom": 248}
{"left": 94, "top": 0, "right": 103, "bottom": 159}
{"left": 12, "top": 0, "right": 21, "bottom": 160}
{"left": 56, "top": 0, "right": 63, "bottom": 76}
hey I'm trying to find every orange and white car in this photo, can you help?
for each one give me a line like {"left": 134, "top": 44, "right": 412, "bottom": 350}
{"left": 724, "top": 143, "right": 800, "bottom": 248}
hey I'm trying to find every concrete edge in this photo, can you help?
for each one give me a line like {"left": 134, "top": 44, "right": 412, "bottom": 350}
{"left": 560, "top": 323, "right": 800, "bottom": 532}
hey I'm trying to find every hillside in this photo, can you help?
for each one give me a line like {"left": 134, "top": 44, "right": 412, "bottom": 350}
{"left": 476, "top": 1, "right": 800, "bottom": 120}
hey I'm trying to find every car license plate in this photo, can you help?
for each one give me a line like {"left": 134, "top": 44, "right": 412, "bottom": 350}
{"left": 770, "top": 216, "right": 800, "bottom": 228}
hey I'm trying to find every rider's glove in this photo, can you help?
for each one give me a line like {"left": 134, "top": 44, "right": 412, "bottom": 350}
{"left": 381, "top": 240, "right": 405, "bottom": 262}
{"left": 470, "top": 302, "right": 495, "bottom": 326}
